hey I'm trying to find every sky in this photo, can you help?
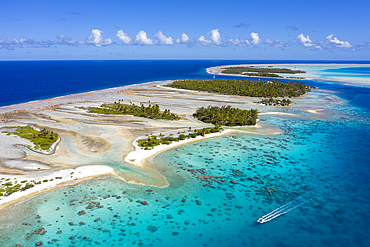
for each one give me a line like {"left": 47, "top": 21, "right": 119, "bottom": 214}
{"left": 1, "top": 0, "right": 369, "bottom": 60}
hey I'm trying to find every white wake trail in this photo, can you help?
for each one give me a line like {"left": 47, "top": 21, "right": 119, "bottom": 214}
{"left": 257, "top": 197, "right": 308, "bottom": 223}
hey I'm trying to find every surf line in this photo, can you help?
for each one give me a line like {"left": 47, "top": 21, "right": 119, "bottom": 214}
{"left": 257, "top": 196, "right": 308, "bottom": 224}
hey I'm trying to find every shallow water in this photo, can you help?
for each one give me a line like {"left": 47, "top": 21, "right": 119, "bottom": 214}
{"left": 1, "top": 63, "right": 370, "bottom": 246}
{"left": 1, "top": 99, "right": 370, "bottom": 247}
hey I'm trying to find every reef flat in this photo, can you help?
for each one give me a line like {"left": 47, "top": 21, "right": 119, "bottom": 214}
{"left": 0, "top": 79, "right": 329, "bottom": 209}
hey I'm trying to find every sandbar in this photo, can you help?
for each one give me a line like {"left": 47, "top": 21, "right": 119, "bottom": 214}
{"left": 0, "top": 165, "right": 115, "bottom": 210}
{"left": 207, "top": 63, "right": 370, "bottom": 88}
{"left": 0, "top": 77, "right": 336, "bottom": 209}
{"left": 125, "top": 129, "right": 235, "bottom": 167}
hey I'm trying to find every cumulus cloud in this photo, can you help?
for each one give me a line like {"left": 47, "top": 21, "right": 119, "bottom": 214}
{"left": 86, "top": 29, "right": 112, "bottom": 46}
{"left": 228, "top": 32, "right": 263, "bottom": 46}
{"left": 210, "top": 29, "right": 223, "bottom": 45}
{"left": 196, "top": 35, "right": 212, "bottom": 45}
{"left": 135, "top": 31, "right": 156, "bottom": 45}
{"left": 176, "top": 33, "right": 190, "bottom": 44}
{"left": 116, "top": 30, "right": 132, "bottom": 44}
{"left": 0, "top": 36, "right": 56, "bottom": 49}
{"left": 57, "top": 35, "right": 77, "bottom": 45}
{"left": 0, "top": 29, "right": 361, "bottom": 53}
{"left": 153, "top": 31, "right": 174, "bottom": 45}
{"left": 325, "top": 34, "right": 351, "bottom": 48}
{"left": 196, "top": 29, "right": 223, "bottom": 46}
{"left": 228, "top": 38, "right": 250, "bottom": 46}
{"left": 297, "top": 34, "right": 314, "bottom": 47}
{"left": 250, "top": 32, "right": 262, "bottom": 45}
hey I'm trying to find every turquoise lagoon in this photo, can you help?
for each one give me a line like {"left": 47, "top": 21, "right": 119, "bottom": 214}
{"left": 1, "top": 62, "right": 370, "bottom": 247}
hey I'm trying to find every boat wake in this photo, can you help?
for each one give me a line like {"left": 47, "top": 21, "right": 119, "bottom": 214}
{"left": 256, "top": 174, "right": 370, "bottom": 224}
{"left": 257, "top": 196, "right": 308, "bottom": 223}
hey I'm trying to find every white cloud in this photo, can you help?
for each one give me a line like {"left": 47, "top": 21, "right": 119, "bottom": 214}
{"left": 250, "top": 32, "right": 262, "bottom": 45}
{"left": 135, "top": 30, "right": 156, "bottom": 45}
{"left": 176, "top": 33, "right": 190, "bottom": 44}
{"left": 266, "top": 38, "right": 285, "bottom": 47}
{"left": 228, "top": 38, "right": 250, "bottom": 46}
{"left": 86, "top": 29, "right": 112, "bottom": 46}
{"left": 226, "top": 32, "right": 264, "bottom": 46}
{"left": 197, "top": 35, "right": 212, "bottom": 45}
{"left": 57, "top": 35, "right": 77, "bottom": 45}
{"left": 116, "top": 30, "right": 132, "bottom": 45}
{"left": 325, "top": 34, "right": 351, "bottom": 48}
{"left": 196, "top": 29, "right": 224, "bottom": 45}
{"left": 297, "top": 34, "right": 314, "bottom": 47}
{"left": 210, "top": 29, "right": 223, "bottom": 45}
{"left": 153, "top": 31, "right": 174, "bottom": 45}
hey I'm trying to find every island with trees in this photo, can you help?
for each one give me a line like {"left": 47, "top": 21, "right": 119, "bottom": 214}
{"left": 256, "top": 98, "right": 292, "bottom": 106}
{"left": 166, "top": 79, "right": 311, "bottom": 98}
{"left": 137, "top": 126, "right": 223, "bottom": 150}
{"left": 1, "top": 126, "right": 59, "bottom": 151}
{"left": 220, "top": 66, "right": 306, "bottom": 78}
{"left": 193, "top": 105, "right": 258, "bottom": 126}
{"left": 77, "top": 101, "right": 180, "bottom": 120}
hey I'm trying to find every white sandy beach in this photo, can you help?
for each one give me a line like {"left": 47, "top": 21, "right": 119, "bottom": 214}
{"left": 0, "top": 75, "right": 335, "bottom": 210}
{"left": 125, "top": 129, "right": 235, "bottom": 167}
{"left": 206, "top": 63, "right": 370, "bottom": 88}
{"left": 0, "top": 165, "right": 115, "bottom": 209}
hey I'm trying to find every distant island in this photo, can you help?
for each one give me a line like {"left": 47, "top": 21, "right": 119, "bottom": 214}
{"left": 166, "top": 79, "right": 311, "bottom": 98}
{"left": 220, "top": 66, "right": 306, "bottom": 79}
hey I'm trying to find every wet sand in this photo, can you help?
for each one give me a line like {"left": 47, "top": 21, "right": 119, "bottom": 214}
{"left": 0, "top": 79, "right": 337, "bottom": 209}
{"left": 207, "top": 63, "right": 370, "bottom": 87}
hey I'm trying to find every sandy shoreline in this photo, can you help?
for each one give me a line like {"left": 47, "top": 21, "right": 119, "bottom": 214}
{"left": 0, "top": 165, "right": 115, "bottom": 210}
{"left": 0, "top": 79, "right": 170, "bottom": 112}
{"left": 0, "top": 79, "right": 241, "bottom": 209}
{"left": 125, "top": 129, "right": 235, "bottom": 167}
{"left": 0, "top": 74, "right": 329, "bottom": 210}
{"left": 206, "top": 63, "right": 370, "bottom": 87}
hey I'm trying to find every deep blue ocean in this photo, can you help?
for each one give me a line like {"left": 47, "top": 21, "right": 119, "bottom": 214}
{"left": 0, "top": 60, "right": 370, "bottom": 247}
{"left": 0, "top": 60, "right": 369, "bottom": 108}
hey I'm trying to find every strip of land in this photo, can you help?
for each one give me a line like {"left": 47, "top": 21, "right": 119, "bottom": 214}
{"left": 125, "top": 129, "right": 235, "bottom": 167}
{"left": 0, "top": 165, "right": 115, "bottom": 209}
{"left": 0, "top": 75, "right": 333, "bottom": 209}
{"left": 207, "top": 63, "right": 370, "bottom": 88}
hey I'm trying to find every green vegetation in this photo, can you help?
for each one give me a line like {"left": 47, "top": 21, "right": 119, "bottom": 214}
{"left": 194, "top": 105, "right": 258, "bottom": 126}
{"left": 1, "top": 126, "right": 58, "bottom": 151}
{"left": 137, "top": 127, "right": 223, "bottom": 150}
{"left": 257, "top": 98, "right": 292, "bottom": 106}
{"left": 0, "top": 179, "right": 36, "bottom": 197}
{"left": 0, "top": 176, "right": 63, "bottom": 197}
{"left": 221, "top": 66, "right": 306, "bottom": 78}
{"left": 77, "top": 101, "right": 180, "bottom": 120}
{"left": 166, "top": 79, "right": 311, "bottom": 98}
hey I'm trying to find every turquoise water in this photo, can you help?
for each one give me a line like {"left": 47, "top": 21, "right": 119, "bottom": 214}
{"left": 321, "top": 67, "right": 370, "bottom": 78}
{"left": 1, "top": 102, "right": 370, "bottom": 246}
{"left": 1, "top": 62, "right": 370, "bottom": 246}
{"left": 323, "top": 67, "right": 370, "bottom": 75}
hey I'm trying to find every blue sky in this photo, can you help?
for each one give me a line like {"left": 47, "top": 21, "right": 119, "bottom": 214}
{"left": 1, "top": 0, "right": 369, "bottom": 60}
